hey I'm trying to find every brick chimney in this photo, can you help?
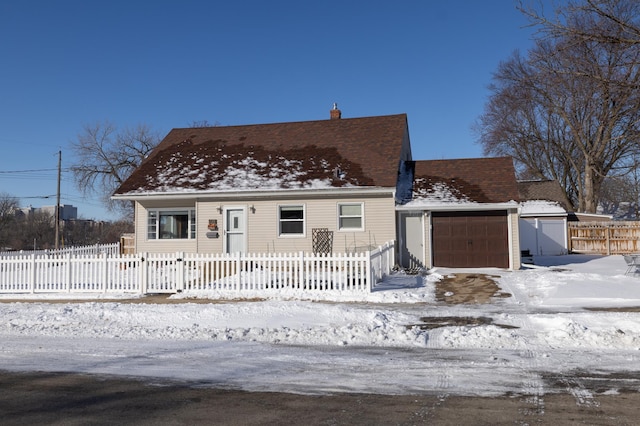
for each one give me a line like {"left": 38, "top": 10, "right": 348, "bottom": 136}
{"left": 330, "top": 102, "right": 341, "bottom": 119}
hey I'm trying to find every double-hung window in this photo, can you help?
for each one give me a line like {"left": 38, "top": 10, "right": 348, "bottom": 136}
{"left": 279, "top": 205, "right": 305, "bottom": 236}
{"left": 338, "top": 203, "right": 364, "bottom": 231}
{"left": 147, "top": 209, "right": 196, "bottom": 240}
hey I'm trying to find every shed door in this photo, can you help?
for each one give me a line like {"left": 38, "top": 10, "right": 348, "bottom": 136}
{"left": 537, "top": 219, "right": 567, "bottom": 255}
{"left": 432, "top": 211, "right": 509, "bottom": 268}
{"left": 519, "top": 218, "right": 538, "bottom": 255}
{"left": 519, "top": 218, "right": 567, "bottom": 255}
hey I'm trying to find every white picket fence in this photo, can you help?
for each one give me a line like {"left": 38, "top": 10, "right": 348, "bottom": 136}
{"left": 0, "top": 241, "right": 396, "bottom": 296}
{"left": 0, "top": 242, "right": 121, "bottom": 258}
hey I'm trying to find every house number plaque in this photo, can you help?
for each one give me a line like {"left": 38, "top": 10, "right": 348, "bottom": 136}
{"left": 206, "top": 219, "right": 219, "bottom": 238}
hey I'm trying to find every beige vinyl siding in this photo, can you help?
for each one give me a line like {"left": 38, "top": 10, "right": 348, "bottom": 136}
{"left": 263, "top": 197, "right": 389, "bottom": 253}
{"left": 197, "top": 201, "right": 225, "bottom": 254}
{"left": 133, "top": 192, "right": 396, "bottom": 255}
{"left": 508, "top": 208, "right": 521, "bottom": 270}
{"left": 423, "top": 211, "right": 433, "bottom": 269}
{"left": 199, "top": 195, "right": 395, "bottom": 254}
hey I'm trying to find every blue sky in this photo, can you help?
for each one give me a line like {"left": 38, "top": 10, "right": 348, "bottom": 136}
{"left": 0, "top": 1, "right": 545, "bottom": 221}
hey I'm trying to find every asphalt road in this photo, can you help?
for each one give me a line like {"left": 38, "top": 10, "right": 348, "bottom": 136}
{"left": 0, "top": 370, "right": 638, "bottom": 425}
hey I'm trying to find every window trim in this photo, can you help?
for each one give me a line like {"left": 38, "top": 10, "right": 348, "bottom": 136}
{"left": 278, "top": 204, "right": 306, "bottom": 237}
{"left": 147, "top": 208, "right": 196, "bottom": 240}
{"left": 337, "top": 202, "right": 364, "bottom": 231}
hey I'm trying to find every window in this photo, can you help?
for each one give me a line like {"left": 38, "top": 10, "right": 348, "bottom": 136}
{"left": 279, "top": 205, "right": 304, "bottom": 236}
{"left": 147, "top": 209, "right": 196, "bottom": 240}
{"left": 338, "top": 203, "right": 363, "bottom": 230}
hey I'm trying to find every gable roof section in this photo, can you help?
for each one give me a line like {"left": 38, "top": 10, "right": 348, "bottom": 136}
{"left": 411, "top": 157, "right": 520, "bottom": 204}
{"left": 114, "top": 114, "right": 409, "bottom": 196}
{"left": 517, "top": 180, "right": 570, "bottom": 210}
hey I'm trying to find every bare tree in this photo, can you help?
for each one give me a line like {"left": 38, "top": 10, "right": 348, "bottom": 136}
{"left": 520, "top": 0, "right": 640, "bottom": 48}
{"left": 70, "top": 122, "right": 161, "bottom": 218}
{"left": 477, "top": 1, "right": 640, "bottom": 213}
{"left": 98, "top": 219, "right": 134, "bottom": 243}
{"left": 9, "top": 211, "right": 56, "bottom": 250}
{"left": 599, "top": 174, "right": 639, "bottom": 217}
{"left": 0, "top": 192, "right": 18, "bottom": 218}
{"left": 0, "top": 192, "right": 19, "bottom": 248}
{"left": 188, "top": 120, "right": 219, "bottom": 128}
{"left": 60, "top": 219, "right": 132, "bottom": 246}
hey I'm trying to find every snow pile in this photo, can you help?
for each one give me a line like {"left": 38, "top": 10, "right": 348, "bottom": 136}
{"left": 1, "top": 254, "right": 640, "bottom": 396}
{"left": 0, "top": 301, "right": 426, "bottom": 347}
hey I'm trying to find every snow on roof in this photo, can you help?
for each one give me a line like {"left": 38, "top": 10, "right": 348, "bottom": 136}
{"left": 520, "top": 200, "right": 567, "bottom": 216}
{"left": 404, "top": 179, "right": 476, "bottom": 207}
{"left": 138, "top": 149, "right": 342, "bottom": 194}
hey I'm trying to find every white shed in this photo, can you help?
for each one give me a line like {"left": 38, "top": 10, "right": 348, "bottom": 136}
{"left": 519, "top": 200, "right": 568, "bottom": 256}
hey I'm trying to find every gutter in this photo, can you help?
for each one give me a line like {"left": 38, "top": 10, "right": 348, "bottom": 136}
{"left": 112, "top": 186, "right": 396, "bottom": 201}
{"left": 519, "top": 212, "right": 568, "bottom": 218}
{"left": 395, "top": 202, "right": 519, "bottom": 212}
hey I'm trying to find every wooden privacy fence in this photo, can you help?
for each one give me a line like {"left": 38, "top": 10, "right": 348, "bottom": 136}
{"left": 568, "top": 221, "right": 640, "bottom": 255}
{"left": 0, "top": 241, "right": 395, "bottom": 296}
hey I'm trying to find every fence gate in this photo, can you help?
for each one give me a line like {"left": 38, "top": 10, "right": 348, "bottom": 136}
{"left": 312, "top": 228, "right": 333, "bottom": 254}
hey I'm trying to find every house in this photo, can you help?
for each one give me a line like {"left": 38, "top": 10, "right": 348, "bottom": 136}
{"left": 112, "top": 107, "right": 412, "bottom": 256}
{"left": 517, "top": 180, "right": 569, "bottom": 257}
{"left": 113, "top": 108, "right": 524, "bottom": 271}
{"left": 396, "top": 157, "right": 521, "bottom": 270}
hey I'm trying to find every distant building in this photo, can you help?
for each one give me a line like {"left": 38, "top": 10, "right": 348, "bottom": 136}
{"left": 38, "top": 205, "right": 78, "bottom": 221}
{"left": 14, "top": 204, "right": 78, "bottom": 220}
{"left": 15, "top": 206, "right": 35, "bottom": 218}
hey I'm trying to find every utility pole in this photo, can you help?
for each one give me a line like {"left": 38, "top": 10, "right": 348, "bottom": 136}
{"left": 55, "top": 150, "right": 61, "bottom": 250}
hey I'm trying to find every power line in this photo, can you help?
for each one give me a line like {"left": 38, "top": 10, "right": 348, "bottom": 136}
{"left": 21, "top": 195, "right": 57, "bottom": 199}
{"left": 0, "top": 175, "right": 58, "bottom": 181}
{"left": 1, "top": 162, "right": 109, "bottom": 211}
{"left": 0, "top": 168, "right": 69, "bottom": 174}
{"left": 0, "top": 167, "right": 72, "bottom": 181}
{"left": 61, "top": 194, "right": 105, "bottom": 206}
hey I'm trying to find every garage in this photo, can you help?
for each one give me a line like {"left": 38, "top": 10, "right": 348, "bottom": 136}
{"left": 432, "top": 210, "right": 509, "bottom": 268}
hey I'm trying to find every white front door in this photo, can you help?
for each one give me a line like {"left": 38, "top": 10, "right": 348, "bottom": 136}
{"left": 224, "top": 207, "right": 246, "bottom": 254}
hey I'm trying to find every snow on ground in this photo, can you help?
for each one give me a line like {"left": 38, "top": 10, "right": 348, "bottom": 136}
{"left": 1, "top": 254, "right": 640, "bottom": 396}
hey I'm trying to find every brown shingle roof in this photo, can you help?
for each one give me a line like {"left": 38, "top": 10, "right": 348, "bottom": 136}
{"left": 115, "top": 114, "right": 409, "bottom": 195}
{"left": 518, "top": 180, "right": 570, "bottom": 210}
{"left": 412, "top": 157, "right": 519, "bottom": 203}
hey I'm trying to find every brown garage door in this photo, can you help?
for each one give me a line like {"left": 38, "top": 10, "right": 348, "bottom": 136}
{"left": 432, "top": 211, "right": 509, "bottom": 268}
